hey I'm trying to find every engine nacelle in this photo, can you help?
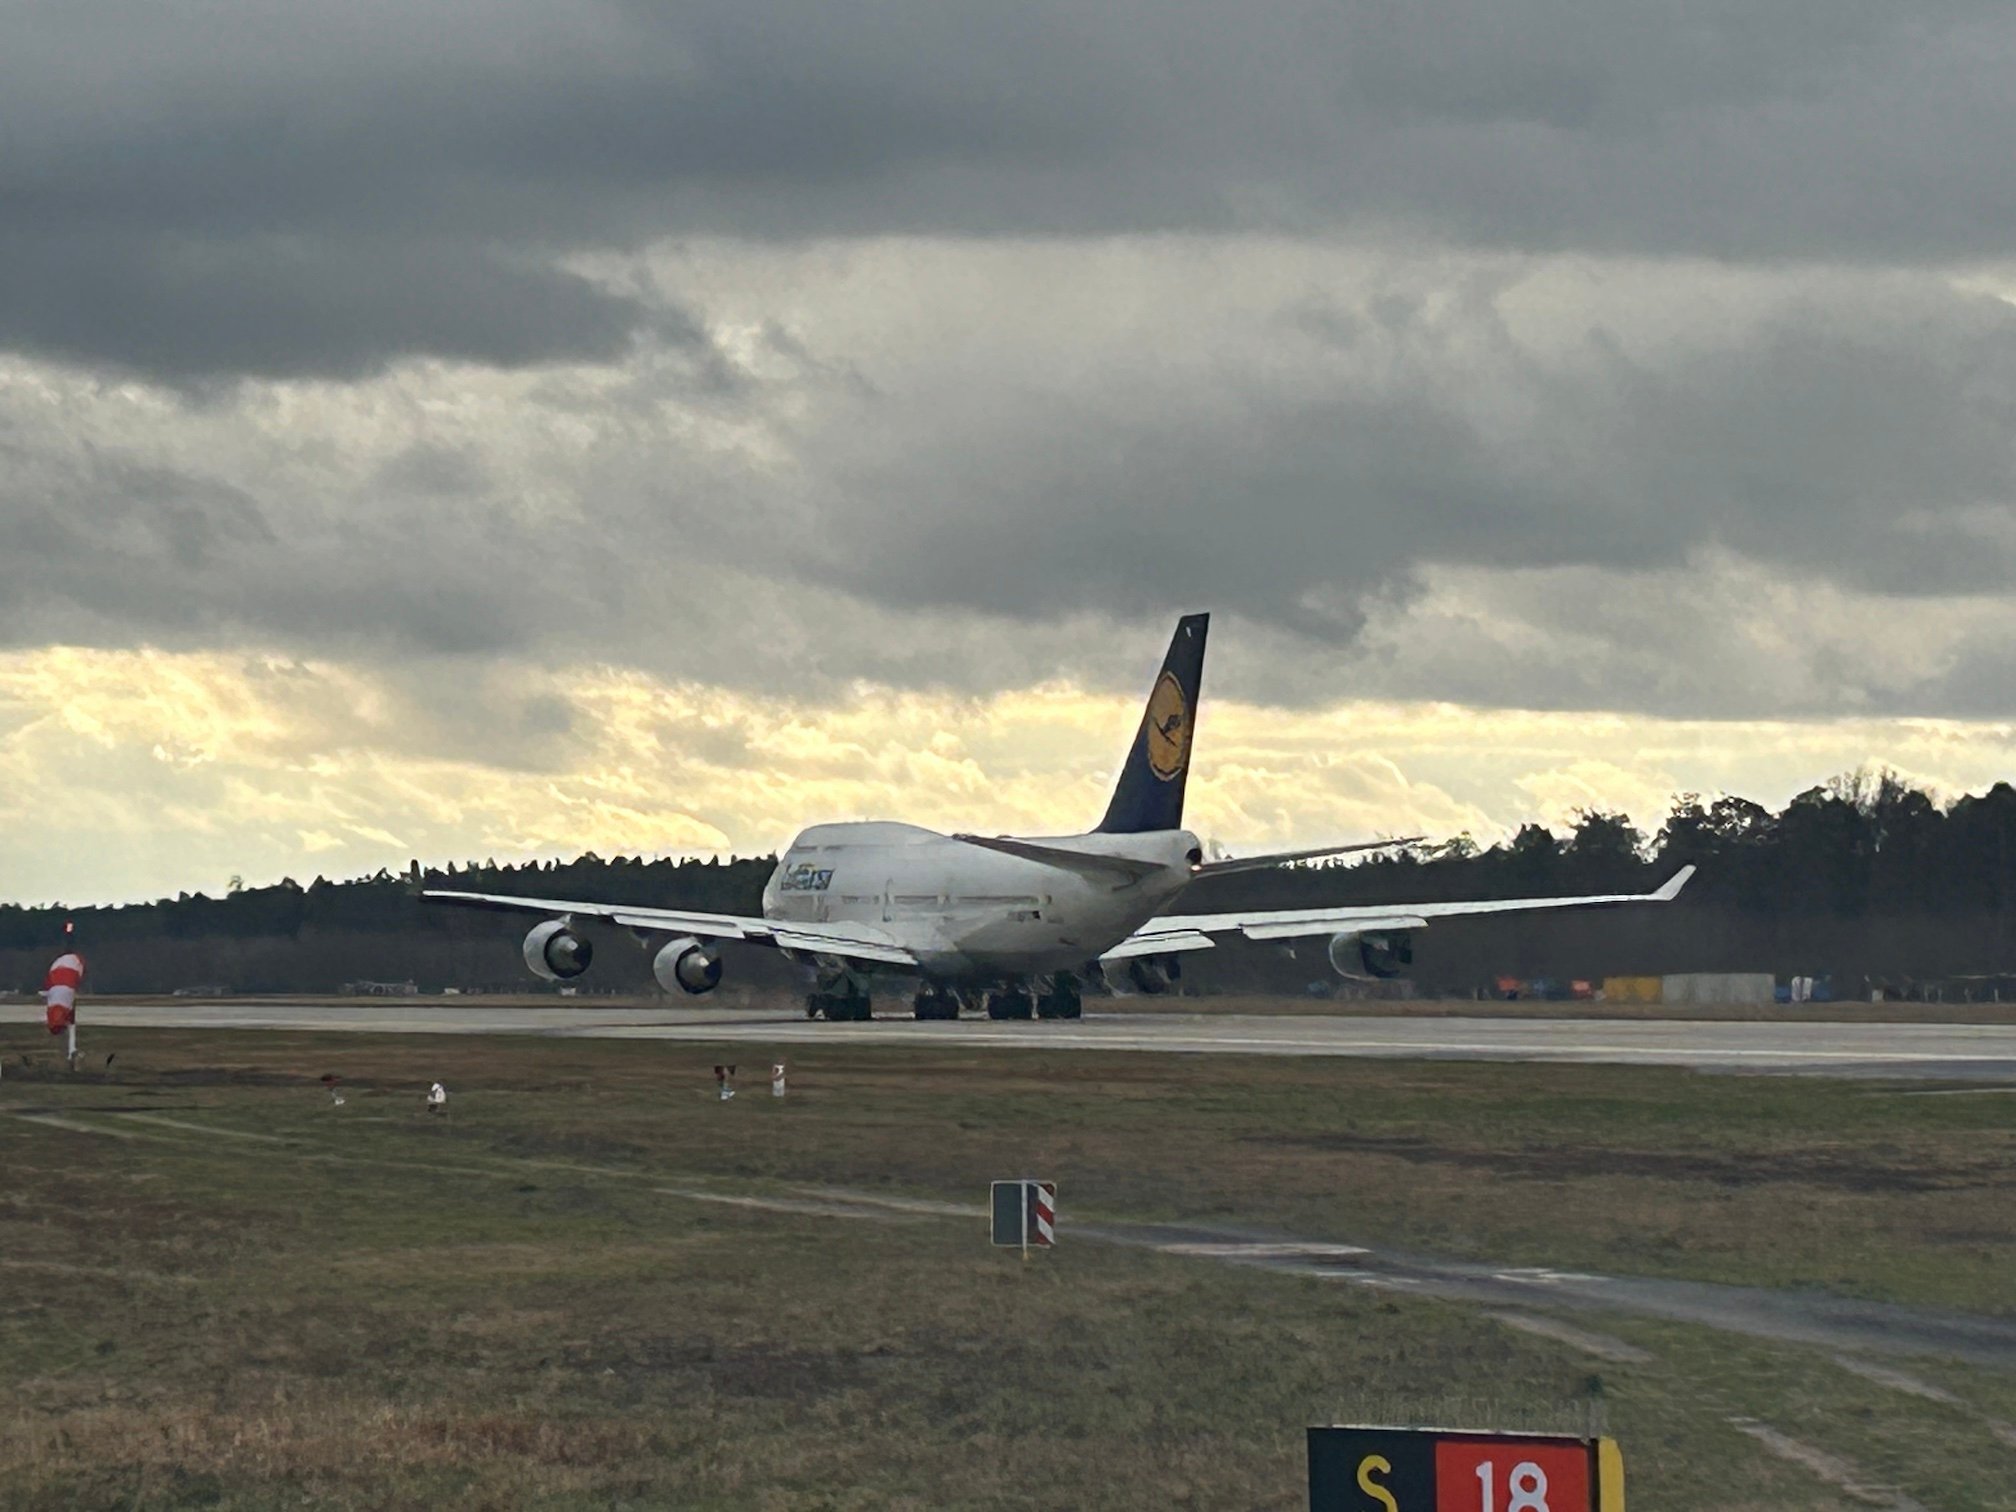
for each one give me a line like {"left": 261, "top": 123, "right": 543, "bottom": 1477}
{"left": 1328, "top": 930, "right": 1413, "bottom": 979}
{"left": 523, "top": 919, "right": 592, "bottom": 981}
{"left": 1113, "top": 955, "right": 1178, "bottom": 994}
{"left": 653, "top": 936, "right": 723, "bottom": 995}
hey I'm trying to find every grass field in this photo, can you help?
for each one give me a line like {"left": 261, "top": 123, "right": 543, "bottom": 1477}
{"left": 4, "top": 1027, "right": 2016, "bottom": 1509}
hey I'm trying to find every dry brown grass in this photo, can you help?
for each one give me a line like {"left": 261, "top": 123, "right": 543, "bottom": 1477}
{"left": 3, "top": 1028, "right": 2013, "bottom": 1508}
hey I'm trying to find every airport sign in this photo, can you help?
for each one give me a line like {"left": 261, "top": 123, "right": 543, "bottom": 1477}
{"left": 1309, "top": 1425, "right": 1624, "bottom": 1511}
{"left": 990, "top": 1179, "right": 1057, "bottom": 1254}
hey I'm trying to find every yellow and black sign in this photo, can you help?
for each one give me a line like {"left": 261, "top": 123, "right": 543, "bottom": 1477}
{"left": 1143, "top": 670, "right": 1191, "bottom": 781}
{"left": 1309, "top": 1425, "right": 1624, "bottom": 1511}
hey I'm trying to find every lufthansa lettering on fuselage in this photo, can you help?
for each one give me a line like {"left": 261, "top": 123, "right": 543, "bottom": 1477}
{"left": 779, "top": 863, "right": 835, "bottom": 893}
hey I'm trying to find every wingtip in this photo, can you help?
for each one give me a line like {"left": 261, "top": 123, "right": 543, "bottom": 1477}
{"left": 1653, "top": 864, "right": 1697, "bottom": 901}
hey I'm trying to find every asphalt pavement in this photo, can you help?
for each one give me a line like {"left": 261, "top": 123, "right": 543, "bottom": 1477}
{"left": 11, "top": 1001, "right": 2016, "bottom": 1078}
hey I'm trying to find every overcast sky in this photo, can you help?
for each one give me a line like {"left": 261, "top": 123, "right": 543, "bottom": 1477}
{"left": 7, "top": 0, "right": 2016, "bottom": 903}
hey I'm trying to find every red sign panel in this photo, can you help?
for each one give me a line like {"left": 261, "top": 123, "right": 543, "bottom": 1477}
{"left": 1433, "top": 1438, "right": 1591, "bottom": 1512}
{"left": 1309, "top": 1427, "right": 1610, "bottom": 1512}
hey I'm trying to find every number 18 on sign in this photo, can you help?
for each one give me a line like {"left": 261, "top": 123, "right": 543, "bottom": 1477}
{"left": 1308, "top": 1426, "right": 1625, "bottom": 1512}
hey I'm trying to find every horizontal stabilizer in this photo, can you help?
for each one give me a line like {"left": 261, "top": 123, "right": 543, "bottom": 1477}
{"left": 1190, "top": 837, "right": 1423, "bottom": 878}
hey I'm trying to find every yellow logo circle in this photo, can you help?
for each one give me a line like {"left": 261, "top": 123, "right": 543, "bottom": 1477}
{"left": 1144, "top": 671, "right": 1191, "bottom": 781}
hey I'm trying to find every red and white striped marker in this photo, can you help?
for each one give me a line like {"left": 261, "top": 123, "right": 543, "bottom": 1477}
{"left": 44, "top": 947, "right": 84, "bottom": 1064}
{"left": 1028, "top": 1181, "right": 1056, "bottom": 1249}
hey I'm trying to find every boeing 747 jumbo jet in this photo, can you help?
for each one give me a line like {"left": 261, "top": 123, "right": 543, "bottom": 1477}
{"left": 424, "top": 615, "right": 1692, "bottom": 1021}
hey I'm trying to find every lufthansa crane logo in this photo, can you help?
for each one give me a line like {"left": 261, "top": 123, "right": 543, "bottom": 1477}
{"left": 1144, "top": 672, "right": 1191, "bottom": 781}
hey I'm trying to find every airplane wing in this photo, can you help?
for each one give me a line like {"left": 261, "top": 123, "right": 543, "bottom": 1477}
{"left": 1101, "top": 865, "right": 1695, "bottom": 961}
{"left": 421, "top": 890, "right": 919, "bottom": 967}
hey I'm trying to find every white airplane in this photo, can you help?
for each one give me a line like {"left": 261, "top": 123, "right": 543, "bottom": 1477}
{"left": 424, "top": 614, "right": 1692, "bottom": 1021}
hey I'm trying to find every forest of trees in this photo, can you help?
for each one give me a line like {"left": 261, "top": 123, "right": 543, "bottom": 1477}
{"left": 4, "top": 770, "right": 2015, "bottom": 997}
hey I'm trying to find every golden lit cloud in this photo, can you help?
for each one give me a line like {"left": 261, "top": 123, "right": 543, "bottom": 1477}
{"left": 4, "top": 646, "right": 2015, "bottom": 904}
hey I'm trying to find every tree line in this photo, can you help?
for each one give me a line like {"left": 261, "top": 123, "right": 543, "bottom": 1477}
{"left": 4, "top": 770, "right": 2014, "bottom": 996}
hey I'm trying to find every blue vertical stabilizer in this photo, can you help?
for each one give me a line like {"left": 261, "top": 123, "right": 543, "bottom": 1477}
{"left": 1096, "top": 613, "right": 1208, "bottom": 834}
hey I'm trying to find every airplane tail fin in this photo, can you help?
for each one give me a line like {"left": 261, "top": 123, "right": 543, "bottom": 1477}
{"left": 1097, "top": 613, "right": 1208, "bottom": 834}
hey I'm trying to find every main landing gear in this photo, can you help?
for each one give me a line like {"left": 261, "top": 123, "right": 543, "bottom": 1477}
{"left": 981, "top": 976, "right": 1082, "bottom": 1021}
{"left": 912, "top": 986, "right": 961, "bottom": 1021}
{"left": 809, "top": 974, "right": 1081, "bottom": 1024}
{"left": 1036, "top": 976, "right": 1083, "bottom": 1020}
{"left": 984, "top": 989, "right": 1032, "bottom": 1021}
{"left": 807, "top": 973, "right": 873, "bottom": 1021}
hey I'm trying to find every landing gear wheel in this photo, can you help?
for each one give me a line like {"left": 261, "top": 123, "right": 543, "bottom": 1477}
{"left": 913, "top": 991, "right": 958, "bottom": 1021}
{"left": 985, "top": 991, "right": 1034, "bottom": 1021}
{"left": 1035, "top": 976, "right": 1083, "bottom": 1020}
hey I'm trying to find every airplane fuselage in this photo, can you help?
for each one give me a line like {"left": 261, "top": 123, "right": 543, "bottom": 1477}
{"left": 760, "top": 821, "right": 1199, "bottom": 981}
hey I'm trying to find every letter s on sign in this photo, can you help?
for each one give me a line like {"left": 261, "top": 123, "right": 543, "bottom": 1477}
{"left": 1356, "top": 1453, "right": 1401, "bottom": 1512}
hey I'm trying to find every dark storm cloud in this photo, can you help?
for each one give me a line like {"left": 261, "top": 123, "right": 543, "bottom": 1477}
{"left": 794, "top": 274, "right": 2016, "bottom": 634}
{"left": 0, "top": 233, "right": 651, "bottom": 380}
{"left": 7, "top": 253, "right": 2016, "bottom": 719}
{"left": 7, "top": 0, "right": 2016, "bottom": 377}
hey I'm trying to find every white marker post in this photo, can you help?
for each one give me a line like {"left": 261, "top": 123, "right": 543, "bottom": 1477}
{"left": 771, "top": 1062, "right": 786, "bottom": 1098}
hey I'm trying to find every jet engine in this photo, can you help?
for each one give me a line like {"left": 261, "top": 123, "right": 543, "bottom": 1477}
{"left": 653, "top": 936, "right": 723, "bottom": 995}
{"left": 523, "top": 919, "right": 592, "bottom": 981}
{"left": 1328, "top": 930, "right": 1413, "bottom": 979}
{"left": 1122, "top": 955, "right": 1179, "bottom": 994}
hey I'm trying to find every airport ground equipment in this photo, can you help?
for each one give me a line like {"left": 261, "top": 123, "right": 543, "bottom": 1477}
{"left": 990, "top": 1179, "right": 1056, "bottom": 1261}
{"left": 1309, "top": 1425, "right": 1624, "bottom": 1511}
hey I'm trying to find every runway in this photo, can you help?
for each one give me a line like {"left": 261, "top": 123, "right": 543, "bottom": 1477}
{"left": 13, "top": 1001, "right": 2016, "bottom": 1078}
